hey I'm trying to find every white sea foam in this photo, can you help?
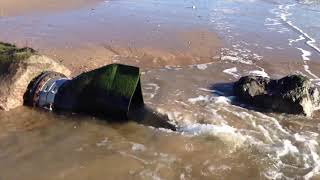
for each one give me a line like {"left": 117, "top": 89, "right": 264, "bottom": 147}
{"left": 159, "top": 88, "right": 320, "bottom": 179}
{"left": 289, "top": 35, "right": 305, "bottom": 46}
{"left": 131, "top": 143, "right": 146, "bottom": 152}
{"left": 178, "top": 123, "right": 247, "bottom": 149}
{"left": 265, "top": 46, "right": 274, "bottom": 50}
{"left": 248, "top": 70, "right": 269, "bottom": 78}
{"left": 221, "top": 55, "right": 253, "bottom": 65}
{"left": 198, "top": 88, "right": 216, "bottom": 93}
{"left": 144, "top": 83, "right": 160, "bottom": 99}
{"left": 276, "top": 139, "right": 299, "bottom": 158}
{"left": 257, "top": 125, "right": 274, "bottom": 143}
{"left": 265, "top": 22, "right": 282, "bottom": 26}
{"left": 179, "top": 123, "right": 237, "bottom": 136}
{"left": 196, "top": 64, "right": 208, "bottom": 70}
{"left": 269, "top": 4, "right": 320, "bottom": 83}
{"left": 303, "top": 65, "right": 319, "bottom": 79}
{"left": 276, "top": 4, "right": 320, "bottom": 53}
{"left": 154, "top": 62, "right": 320, "bottom": 179}
{"left": 214, "top": 96, "right": 231, "bottom": 104}
{"left": 286, "top": 20, "right": 320, "bottom": 53}
{"left": 265, "top": 17, "right": 281, "bottom": 26}
{"left": 187, "top": 95, "right": 231, "bottom": 105}
{"left": 223, "top": 67, "right": 239, "bottom": 78}
{"left": 189, "top": 62, "right": 214, "bottom": 70}
{"left": 297, "top": 48, "right": 312, "bottom": 61}
{"left": 188, "top": 95, "right": 210, "bottom": 104}
{"left": 233, "top": 111, "right": 320, "bottom": 180}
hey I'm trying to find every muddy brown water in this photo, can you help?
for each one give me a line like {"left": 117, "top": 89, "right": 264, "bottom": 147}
{"left": 1, "top": 0, "right": 320, "bottom": 179}
{"left": 0, "top": 107, "right": 262, "bottom": 180}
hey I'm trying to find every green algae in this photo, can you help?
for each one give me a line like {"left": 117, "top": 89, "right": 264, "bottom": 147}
{"left": 55, "top": 63, "right": 144, "bottom": 119}
{"left": 68, "top": 64, "right": 141, "bottom": 100}
{"left": 0, "top": 42, "right": 36, "bottom": 62}
{"left": 0, "top": 42, "right": 36, "bottom": 73}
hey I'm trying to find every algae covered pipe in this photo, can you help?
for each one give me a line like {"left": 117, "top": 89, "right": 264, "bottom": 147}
{"left": 25, "top": 64, "right": 176, "bottom": 130}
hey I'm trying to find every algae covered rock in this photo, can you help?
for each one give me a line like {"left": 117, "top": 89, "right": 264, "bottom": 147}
{"left": 0, "top": 42, "right": 71, "bottom": 111}
{"left": 234, "top": 74, "right": 320, "bottom": 116}
{"left": 0, "top": 42, "right": 35, "bottom": 73}
{"left": 0, "top": 42, "right": 35, "bottom": 62}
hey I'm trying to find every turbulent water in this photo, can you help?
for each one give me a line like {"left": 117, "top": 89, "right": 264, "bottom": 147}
{"left": 1, "top": 0, "right": 320, "bottom": 179}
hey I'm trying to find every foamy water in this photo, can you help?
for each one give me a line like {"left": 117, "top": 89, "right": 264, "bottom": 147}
{"left": 143, "top": 0, "right": 320, "bottom": 179}
{"left": 151, "top": 70, "right": 320, "bottom": 179}
{"left": 265, "top": 0, "right": 320, "bottom": 82}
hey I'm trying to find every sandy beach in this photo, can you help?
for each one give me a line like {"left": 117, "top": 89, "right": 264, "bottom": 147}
{"left": 1, "top": 0, "right": 320, "bottom": 179}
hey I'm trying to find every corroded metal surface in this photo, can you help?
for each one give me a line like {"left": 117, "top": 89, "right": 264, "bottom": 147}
{"left": 28, "top": 71, "right": 68, "bottom": 110}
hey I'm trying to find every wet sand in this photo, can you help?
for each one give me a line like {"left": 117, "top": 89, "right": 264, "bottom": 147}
{"left": 5, "top": 28, "right": 222, "bottom": 75}
{"left": 39, "top": 30, "right": 222, "bottom": 75}
{"left": 0, "top": 0, "right": 103, "bottom": 16}
{"left": 0, "top": 0, "right": 222, "bottom": 75}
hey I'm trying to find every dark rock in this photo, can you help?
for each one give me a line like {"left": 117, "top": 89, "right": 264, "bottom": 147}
{"left": 234, "top": 74, "right": 320, "bottom": 116}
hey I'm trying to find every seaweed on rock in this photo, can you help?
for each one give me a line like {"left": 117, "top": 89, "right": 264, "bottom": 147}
{"left": 0, "top": 42, "right": 36, "bottom": 73}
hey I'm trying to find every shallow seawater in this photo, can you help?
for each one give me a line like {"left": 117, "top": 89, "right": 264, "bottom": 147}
{"left": 0, "top": 107, "right": 263, "bottom": 180}
{"left": 1, "top": 0, "right": 320, "bottom": 179}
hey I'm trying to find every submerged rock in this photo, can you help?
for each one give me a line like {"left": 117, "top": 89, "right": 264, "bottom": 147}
{"left": 0, "top": 42, "right": 71, "bottom": 111}
{"left": 234, "top": 74, "right": 320, "bottom": 116}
